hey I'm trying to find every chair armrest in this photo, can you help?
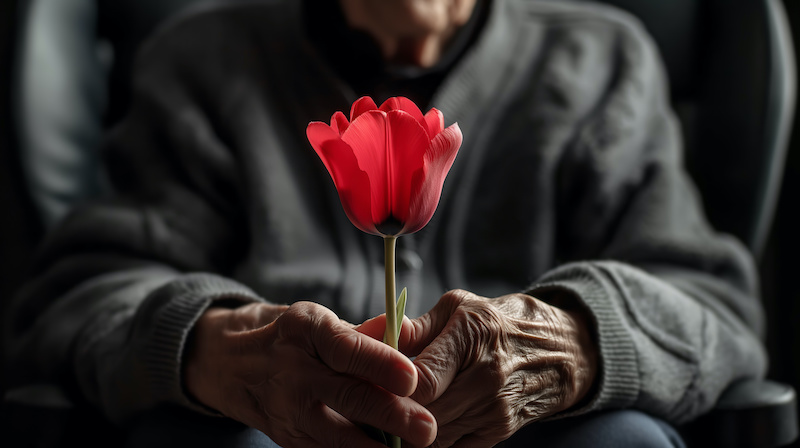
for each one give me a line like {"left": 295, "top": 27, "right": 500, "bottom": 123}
{"left": 681, "top": 378, "right": 798, "bottom": 447}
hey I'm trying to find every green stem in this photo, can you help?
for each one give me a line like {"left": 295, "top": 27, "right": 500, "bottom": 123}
{"left": 384, "top": 235, "right": 398, "bottom": 350}
{"left": 383, "top": 236, "right": 401, "bottom": 448}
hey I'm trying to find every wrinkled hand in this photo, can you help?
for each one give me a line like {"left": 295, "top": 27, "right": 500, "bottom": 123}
{"left": 184, "top": 301, "right": 437, "bottom": 448}
{"left": 360, "top": 290, "right": 598, "bottom": 447}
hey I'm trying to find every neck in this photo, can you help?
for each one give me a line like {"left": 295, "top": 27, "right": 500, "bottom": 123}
{"left": 384, "top": 33, "right": 455, "bottom": 67}
{"left": 338, "top": 0, "right": 477, "bottom": 67}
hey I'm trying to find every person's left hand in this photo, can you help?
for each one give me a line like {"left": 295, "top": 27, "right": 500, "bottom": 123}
{"left": 359, "top": 289, "right": 598, "bottom": 447}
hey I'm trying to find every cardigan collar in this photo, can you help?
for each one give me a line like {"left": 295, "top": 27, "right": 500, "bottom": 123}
{"left": 302, "top": 0, "right": 489, "bottom": 108}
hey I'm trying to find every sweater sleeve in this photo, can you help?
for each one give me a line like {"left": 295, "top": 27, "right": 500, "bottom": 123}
{"left": 4, "top": 12, "right": 267, "bottom": 424}
{"left": 528, "top": 13, "right": 767, "bottom": 424}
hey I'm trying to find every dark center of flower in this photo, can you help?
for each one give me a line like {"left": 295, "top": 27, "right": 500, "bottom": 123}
{"left": 376, "top": 216, "right": 404, "bottom": 236}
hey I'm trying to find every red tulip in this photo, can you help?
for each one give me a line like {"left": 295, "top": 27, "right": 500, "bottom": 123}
{"left": 307, "top": 96, "right": 462, "bottom": 236}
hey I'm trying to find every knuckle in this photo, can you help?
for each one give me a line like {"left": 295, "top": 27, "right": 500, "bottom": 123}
{"left": 285, "top": 301, "right": 331, "bottom": 325}
{"left": 413, "top": 361, "right": 442, "bottom": 404}
{"left": 441, "top": 289, "right": 471, "bottom": 308}
{"left": 407, "top": 315, "right": 425, "bottom": 342}
{"left": 334, "top": 381, "right": 370, "bottom": 413}
{"left": 327, "top": 330, "right": 364, "bottom": 372}
{"left": 474, "top": 357, "right": 509, "bottom": 393}
{"left": 282, "top": 301, "right": 341, "bottom": 345}
{"left": 445, "top": 288, "right": 470, "bottom": 299}
{"left": 461, "top": 300, "right": 506, "bottom": 348}
{"left": 278, "top": 303, "right": 314, "bottom": 335}
{"left": 334, "top": 381, "right": 395, "bottom": 427}
{"left": 284, "top": 301, "right": 314, "bottom": 319}
{"left": 229, "top": 329, "right": 263, "bottom": 357}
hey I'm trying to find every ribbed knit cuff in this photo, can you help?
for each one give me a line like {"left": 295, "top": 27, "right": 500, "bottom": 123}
{"left": 527, "top": 262, "right": 640, "bottom": 416}
{"left": 140, "top": 274, "right": 265, "bottom": 416}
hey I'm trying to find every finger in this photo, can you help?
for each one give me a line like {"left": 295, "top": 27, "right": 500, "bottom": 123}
{"left": 428, "top": 391, "right": 515, "bottom": 447}
{"left": 402, "top": 289, "right": 471, "bottom": 356}
{"left": 299, "top": 403, "right": 390, "bottom": 448}
{"left": 436, "top": 408, "right": 511, "bottom": 448}
{"left": 410, "top": 322, "right": 470, "bottom": 407}
{"left": 232, "top": 395, "right": 328, "bottom": 448}
{"left": 424, "top": 376, "right": 478, "bottom": 427}
{"left": 407, "top": 291, "right": 478, "bottom": 406}
{"left": 232, "top": 303, "right": 290, "bottom": 329}
{"left": 355, "top": 314, "right": 413, "bottom": 342}
{"left": 355, "top": 313, "right": 388, "bottom": 340}
{"left": 316, "top": 373, "right": 437, "bottom": 447}
{"left": 281, "top": 302, "right": 418, "bottom": 397}
{"left": 340, "top": 319, "right": 357, "bottom": 329}
{"left": 314, "top": 318, "right": 419, "bottom": 397}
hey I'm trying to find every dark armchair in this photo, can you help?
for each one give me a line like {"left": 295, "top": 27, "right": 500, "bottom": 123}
{"left": 3, "top": 0, "right": 798, "bottom": 446}
{"left": 595, "top": 0, "right": 797, "bottom": 445}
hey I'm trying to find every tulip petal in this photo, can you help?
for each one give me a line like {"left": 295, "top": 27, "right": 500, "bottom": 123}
{"left": 423, "top": 108, "right": 445, "bottom": 139}
{"left": 400, "top": 167, "right": 428, "bottom": 235}
{"left": 341, "top": 110, "right": 391, "bottom": 225}
{"left": 385, "top": 110, "right": 429, "bottom": 225}
{"left": 404, "top": 123, "right": 463, "bottom": 234}
{"left": 426, "top": 123, "right": 463, "bottom": 177}
{"left": 330, "top": 111, "right": 350, "bottom": 135}
{"left": 380, "top": 97, "right": 427, "bottom": 137}
{"left": 350, "top": 96, "right": 378, "bottom": 122}
{"left": 337, "top": 178, "right": 380, "bottom": 235}
{"left": 307, "top": 97, "right": 460, "bottom": 237}
{"left": 306, "top": 121, "right": 339, "bottom": 174}
{"left": 306, "top": 122, "right": 378, "bottom": 235}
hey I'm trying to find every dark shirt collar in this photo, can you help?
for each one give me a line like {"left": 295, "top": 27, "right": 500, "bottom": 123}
{"left": 302, "top": 0, "right": 488, "bottom": 108}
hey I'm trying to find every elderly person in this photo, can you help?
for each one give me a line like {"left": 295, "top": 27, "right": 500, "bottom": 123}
{"left": 6, "top": 0, "right": 765, "bottom": 447}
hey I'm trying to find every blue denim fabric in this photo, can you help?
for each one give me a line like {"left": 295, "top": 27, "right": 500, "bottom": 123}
{"left": 125, "top": 408, "right": 685, "bottom": 448}
{"left": 499, "top": 410, "right": 686, "bottom": 448}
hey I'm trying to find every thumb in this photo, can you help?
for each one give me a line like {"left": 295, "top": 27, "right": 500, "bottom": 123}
{"left": 407, "top": 290, "right": 474, "bottom": 405}
{"left": 354, "top": 314, "right": 388, "bottom": 340}
{"left": 355, "top": 314, "right": 415, "bottom": 345}
{"left": 401, "top": 289, "right": 468, "bottom": 357}
{"left": 355, "top": 309, "right": 456, "bottom": 406}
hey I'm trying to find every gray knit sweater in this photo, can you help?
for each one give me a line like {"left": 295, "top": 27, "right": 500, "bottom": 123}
{"left": 6, "top": 0, "right": 766, "bottom": 428}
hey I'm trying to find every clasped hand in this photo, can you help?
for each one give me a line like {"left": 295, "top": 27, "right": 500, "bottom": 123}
{"left": 185, "top": 290, "right": 597, "bottom": 448}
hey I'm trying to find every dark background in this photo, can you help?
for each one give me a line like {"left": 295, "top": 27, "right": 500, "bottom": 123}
{"left": 0, "top": 0, "right": 33, "bottom": 393}
{"left": 764, "top": 1, "right": 800, "bottom": 444}
{"left": 1, "top": 0, "right": 799, "bottom": 444}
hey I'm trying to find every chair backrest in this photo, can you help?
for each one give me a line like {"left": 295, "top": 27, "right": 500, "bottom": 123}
{"left": 594, "top": 0, "right": 796, "bottom": 259}
{"left": 12, "top": 0, "right": 242, "bottom": 230}
{"left": 13, "top": 0, "right": 797, "bottom": 258}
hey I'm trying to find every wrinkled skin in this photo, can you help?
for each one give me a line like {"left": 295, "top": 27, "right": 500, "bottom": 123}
{"left": 185, "top": 290, "right": 597, "bottom": 448}
{"left": 184, "top": 302, "right": 437, "bottom": 448}
{"left": 359, "top": 289, "right": 598, "bottom": 448}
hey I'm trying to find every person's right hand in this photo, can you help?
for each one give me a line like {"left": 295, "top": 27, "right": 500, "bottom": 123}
{"left": 184, "top": 301, "right": 437, "bottom": 448}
